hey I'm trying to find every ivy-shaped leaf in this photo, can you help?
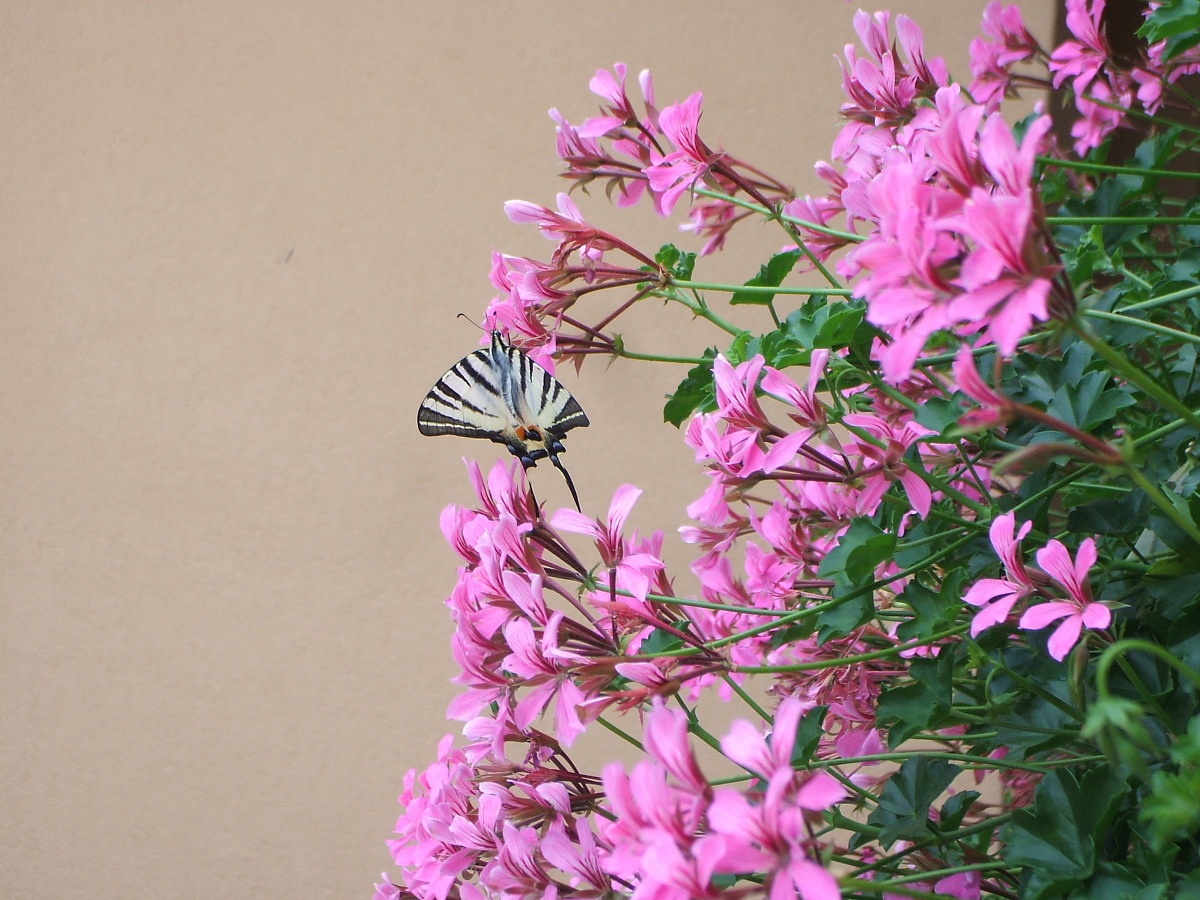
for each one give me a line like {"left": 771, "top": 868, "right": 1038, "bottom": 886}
{"left": 867, "top": 757, "right": 960, "bottom": 846}
{"left": 663, "top": 350, "right": 716, "bottom": 426}
{"left": 730, "top": 249, "right": 800, "bottom": 306}
{"left": 655, "top": 243, "right": 696, "bottom": 280}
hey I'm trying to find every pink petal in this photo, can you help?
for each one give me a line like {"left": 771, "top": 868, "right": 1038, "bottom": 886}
{"left": 1081, "top": 601, "right": 1111, "bottom": 629}
{"left": 964, "top": 577, "right": 1018, "bottom": 608}
{"left": 1018, "top": 600, "right": 1074, "bottom": 630}
{"left": 792, "top": 858, "right": 841, "bottom": 900}
{"left": 607, "top": 484, "right": 643, "bottom": 534}
{"left": 550, "top": 508, "right": 601, "bottom": 538}
{"left": 1046, "top": 614, "right": 1084, "bottom": 661}
{"left": 900, "top": 470, "right": 933, "bottom": 518}
{"left": 1034, "top": 540, "right": 1076, "bottom": 590}
{"left": 795, "top": 771, "right": 847, "bottom": 811}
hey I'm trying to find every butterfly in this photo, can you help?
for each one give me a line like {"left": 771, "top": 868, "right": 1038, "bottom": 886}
{"left": 417, "top": 331, "right": 590, "bottom": 510}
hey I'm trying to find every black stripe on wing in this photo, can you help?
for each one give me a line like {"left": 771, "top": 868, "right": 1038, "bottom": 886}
{"left": 417, "top": 347, "right": 507, "bottom": 439}
{"left": 498, "top": 336, "right": 591, "bottom": 436}
{"left": 416, "top": 407, "right": 499, "bottom": 439}
{"left": 550, "top": 395, "right": 590, "bottom": 433}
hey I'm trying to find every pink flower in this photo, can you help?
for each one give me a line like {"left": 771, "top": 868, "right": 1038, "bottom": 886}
{"left": 950, "top": 188, "right": 1057, "bottom": 355}
{"left": 1069, "top": 80, "right": 1131, "bottom": 155}
{"left": 705, "top": 700, "right": 846, "bottom": 900}
{"left": 552, "top": 483, "right": 642, "bottom": 567}
{"left": 585, "top": 63, "right": 642, "bottom": 133}
{"left": 782, "top": 195, "right": 853, "bottom": 267}
{"left": 713, "top": 353, "right": 771, "bottom": 430}
{"left": 539, "top": 818, "right": 611, "bottom": 893}
{"left": 977, "top": 112, "right": 1051, "bottom": 198}
{"left": 681, "top": 196, "right": 742, "bottom": 256}
{"left": 843, "top": 412, "right": 934, "bottom": 518}
{"left": 1049, "top": 0, "right": 1136, "bottom": 153}
{"left": 963, "top": 511, "right": 1036, "bottom": 635}
{"left": 644, "top": 92, "right": 712, "bottom": 215}
{"left": 503, "top": 614, "right": 588, "bottom": 746}
{"left": 952, "top": 344, "right": 1011, "bottom": 429}
{"left": 550, "top": 107, "right": 648, "bottom": 208}
{"left": 1049, "top": 0, "right": 1111, "bottom": 96}
{"left": 1019, "top": 538, "right": 1111, "bottom": 660}
{"left": 968, "top": 3, "right": 1042, "bottom": 109}
{"left": 761, "top": 351, "right": 830, "bottom": 434}
{"left": 721, "top": 697, "right": 813, "bottom": 780}
{"left": 644, "top": 700, "right": 710, "bottom": 794}
{"left": 505, "top": 192, "right": 616, "bottom": 265}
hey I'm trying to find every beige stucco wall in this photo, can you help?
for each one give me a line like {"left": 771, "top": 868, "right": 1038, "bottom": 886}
{"left": 1, "top": 3, "right": 1054, "bottom": 897}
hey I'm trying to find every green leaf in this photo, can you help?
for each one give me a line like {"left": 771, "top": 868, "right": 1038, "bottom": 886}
{"left": 790, "top": 705, "right": 828, "bottom": 767}
{"left": 730, "top": 249, "right": 800, "bottom": 306}
{"left": 1137, "top": 0, "right": 1200, "bottom": 62}
{"left": 913, "top": 396, "right": 962, "bottom": 434}
{"left": 867, "top": 757, "right": 960, "bottom": 846}
{"left": 1045, "top": 370, "right": 1135, "bottom": 432}
{"left": 815, "top": 519, "right": 895, "bottom": 639}
{"left": 1001, "top": 768, "right": 1124, "bottom": 899}
{"left": 939, "top": 790, "right": 980, "bottom": 832}
{"left": 895, "top": 570, "right": 965, "bottom": 643}
{"left": 1065, "top": 492, "right": 1146, "bottom": 536}
{"left": 663, "top": 351, "right": 716, "bottom": 426}
{"left": 817, "top": 519, "right": 896, "bottom": 594}
{"left": 743, "top": 328, "right": 810, "bottom": 370}
{"left": 655, "top": 243, "right": 696, "bottom": 280}
{"left": 876, "top": 654, "right": 955, "bottom": 745}
{"left": 1069, "top": 865, "right": 1166, "bottom": 900}
{"left": 637, "top": 626, "right": 685, "bottom": 655}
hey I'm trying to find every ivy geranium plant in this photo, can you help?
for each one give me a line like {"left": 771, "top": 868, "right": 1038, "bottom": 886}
{"left": 380, "top": 2, "right": 1200, "bottom": 898}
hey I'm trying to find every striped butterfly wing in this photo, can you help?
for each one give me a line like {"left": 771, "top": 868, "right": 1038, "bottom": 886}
{"left": 498, "top": 339, "right": 591, "bottom": 439}
{"left": 417, "top": 332, "right": 590, "bottom": 510}
{"left": 416, "top": 345, "right": 514, "bottom": 440}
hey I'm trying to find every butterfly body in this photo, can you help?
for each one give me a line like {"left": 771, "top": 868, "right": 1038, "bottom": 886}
{"left": 417, "top": 332, "right": 590, "bottom": 508}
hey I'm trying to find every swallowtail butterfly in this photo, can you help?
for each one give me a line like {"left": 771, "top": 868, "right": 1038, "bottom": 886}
{"left": 417, "top": 332, "right": 590, "bottom": 510}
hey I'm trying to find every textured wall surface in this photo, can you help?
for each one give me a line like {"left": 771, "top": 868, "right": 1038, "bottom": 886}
{"left": 0, "top": 3, "right": 1053, "bottom": 897}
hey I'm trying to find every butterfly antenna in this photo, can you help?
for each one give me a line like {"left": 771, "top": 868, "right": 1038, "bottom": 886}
{"left": 455, "top": 312, "right": 487, "bottom": 334}
{"left": 549, "top": 453, "right": 582, "bottom": 512}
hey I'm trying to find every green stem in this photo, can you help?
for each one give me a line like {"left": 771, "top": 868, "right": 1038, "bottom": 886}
{"left": 1082, "top": 308, "right": 1200, "bottom": 348}
{"left": 733, "top": 624, "right": 968, "bottom": 673}
{"left": 674, "top": 696, "right": 724, "bottom": 754}
{"left": 1132, "top": 415, "right": 1192, "bottom": 447}
{"left": 611, "top": 347, "right": 709, "bottom": 365}
{"left": 664, "top": 288, "right": 746, "bottom": 336}
{"left": 1116, "top": 265, "right": 1155, "bottom": 291}
{"left": 878, "top": 862, "right": 1011, "bottom": 889}
{"left": 691, "top": 188, "right": 849, "bottom": 286}
{"left": 1071, "top": 320, "right": 1200, "bottom": 431}
{"left": 611, "top": 586, "right": 806, "bottom": 617}
{"left": 1049, "top": 215, "right": 1200, "bottom": 226}
{"left": 596, "top": 715, "right": 644, "bottom": 750}
{"left": 838, "top": 417, "right": 989, "bottom": 517}
{"left": 839, "top": 879, "right": 948, "bottom": 899}
{"left": 722, "top": 674, "right": 772, "bottom": 722}
{"left": 1115, "top": 281, "right": 1200, "bottom": 314}
{"left": 807, "top": 749, "right": 1053, "bottom": 774}
{"left": 648, "top": 532, "right": 978, "bottom": 658}
{"left": 1114, "top": 656, "right": 1174, "bottom": 727}
{"left": 1037, "top": 154, "right": 1200, "bottom": 180}
{"left": 851, "top": 813, "right": 1013, "bottom": 878}
{"left": 693, "top": 186, "right": 865, "bottom": 243}
{"left": 1096, "top": 639, "right": 1200, "bottom": 703}
{"left": 1123, "top": 462, "right": 1200, "bottom": 549}
{"left": 672, "top": 279, "right": 851, "bottom": 297}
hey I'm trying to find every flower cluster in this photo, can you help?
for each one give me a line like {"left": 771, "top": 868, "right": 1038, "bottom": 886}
{"left": 385, "top": 3, "right": 1200, "bottom": 898}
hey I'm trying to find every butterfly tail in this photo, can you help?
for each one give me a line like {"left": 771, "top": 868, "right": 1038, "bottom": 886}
{"left": 549, "top": 453, "right": 582, "bottom": 512}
